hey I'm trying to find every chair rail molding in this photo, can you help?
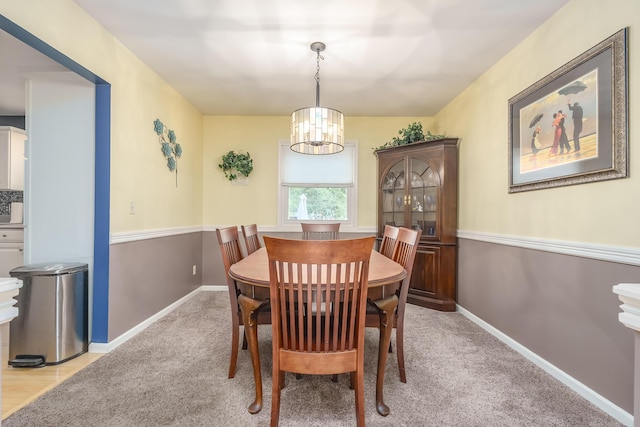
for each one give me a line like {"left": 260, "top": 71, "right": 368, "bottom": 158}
{"left": 110, "top": 225, "right": 203, "bottom": 244}
{"left": 457, "top": 230, "right": 640, "bottom": 267}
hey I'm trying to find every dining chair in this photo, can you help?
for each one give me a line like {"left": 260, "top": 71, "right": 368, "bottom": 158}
{"left": 264, "top": 236, "right": 375, "bottom": 427}
{"left": 241, "top": 223, "right": 261, "bottom": 255}
{"left": 379, "top": 224, "right": 400, "bottom": 259}
{"left": 367, "top": 227, "right": 421, "bottom": 384}
{"left": 216, "top": 226, "right": 269, "bottom": 379}
{"left": 301, "top": 222, "right": 340, "bottom": 240}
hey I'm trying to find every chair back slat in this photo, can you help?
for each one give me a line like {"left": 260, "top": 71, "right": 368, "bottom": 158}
{"left": 392, "top": 228, "right": 421, "bottom": 273}
{"left": 301, "top": 222, "right": 340, "bottom": 240}
{"left": 241, "top": 224, "right": 261, "bottom": 255}
{"left": 379, "top": 224, "right": 400, "bottom": 258}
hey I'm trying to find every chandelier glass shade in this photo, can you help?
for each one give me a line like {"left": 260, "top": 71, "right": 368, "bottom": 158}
{"left": 290, "top": 42, "right": 344, "bottom": 155}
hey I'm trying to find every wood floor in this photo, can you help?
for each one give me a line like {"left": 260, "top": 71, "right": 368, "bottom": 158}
{"left": 1, "top": 322, "right": 102, "bottom": 420}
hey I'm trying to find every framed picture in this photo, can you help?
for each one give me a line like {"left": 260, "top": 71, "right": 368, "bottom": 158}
{"left": 508, "top": 28, "right": 628, "bottom": 193}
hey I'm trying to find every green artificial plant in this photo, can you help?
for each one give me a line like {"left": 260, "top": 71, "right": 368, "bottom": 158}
{"left": 373, "top": 122, "right": 447, "bottom": 152}
{"left": 219, "top": 150, "right": 254, "bottom": 181}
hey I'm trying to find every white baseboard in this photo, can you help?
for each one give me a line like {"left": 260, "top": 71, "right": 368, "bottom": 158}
{"left": 88, "top": 286, "right": 224, "bottom": 353}
{"left": 457, "top": 305, "right": 633, "bottom": 427}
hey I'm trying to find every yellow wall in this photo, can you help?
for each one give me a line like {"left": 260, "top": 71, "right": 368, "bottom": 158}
{"left": 434, "top": 0, "right": 639, "bottom": 247}
{"left": 202, "top": 116, "right": 433, "bottom": 227}
{"left": 1, "top": 0, "right": 204, "bottom": 233}
{"left": 9, "top": 0, "right": 633, "bottom": 244}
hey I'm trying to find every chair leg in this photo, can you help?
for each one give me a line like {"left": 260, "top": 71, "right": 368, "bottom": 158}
{"left": 397, "top": 317, "right": 406, "bottom": 383}
{"left": 270, "top": 368, "right": 282, "bottom": 427}
{"left": 228, "top": 317, "right": 240, "bottom": 379}
{"left": 354, "top": 370, "right": 365, "bottom": 427}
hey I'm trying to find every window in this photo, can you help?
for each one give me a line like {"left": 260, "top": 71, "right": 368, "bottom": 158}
{"left": 278, "top": 140, "right": 357, "bottom": 229}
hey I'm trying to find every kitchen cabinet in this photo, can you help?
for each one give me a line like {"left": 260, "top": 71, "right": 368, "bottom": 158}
{"left": 0, "top": 126, "right": 26, "bottom": 191}
{"left": 375, "top": 138, "right": 458, "bottom": 311}
{"left": 0, "top": 227, "right": 24, "bottom": 277}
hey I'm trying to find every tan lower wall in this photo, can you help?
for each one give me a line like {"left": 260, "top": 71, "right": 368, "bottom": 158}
{"left": 108, "top": 232, "right": 203, "bottom": 340}
{"left": 109, "top": 230, "right": 633, "bottom": 414}
{"left": 458, "top": 237, "right": 635, "bottom": 413}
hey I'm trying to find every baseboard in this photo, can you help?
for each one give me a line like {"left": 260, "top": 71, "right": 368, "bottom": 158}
{"left": 88, "top": 286, "right": 225, "bottom": 353}
{"left": 457, "top": 305, "right": 633, "bottom": 427}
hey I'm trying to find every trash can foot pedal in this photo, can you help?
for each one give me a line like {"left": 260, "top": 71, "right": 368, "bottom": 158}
{"left": 9, "top": 355, "right": 46, "bottom": 368}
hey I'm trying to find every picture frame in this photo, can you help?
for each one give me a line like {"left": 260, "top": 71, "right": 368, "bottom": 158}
{"left": 508, "top": 28, "right": 628, "bottom": 193}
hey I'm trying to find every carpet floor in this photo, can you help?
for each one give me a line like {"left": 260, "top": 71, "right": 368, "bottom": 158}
{"left": 5, "top": 291, "right": 623, "bottom": 426}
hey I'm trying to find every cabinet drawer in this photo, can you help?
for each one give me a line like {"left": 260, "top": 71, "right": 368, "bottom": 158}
{"left": 0, "top": 229, "right": 24, "bottom": 243}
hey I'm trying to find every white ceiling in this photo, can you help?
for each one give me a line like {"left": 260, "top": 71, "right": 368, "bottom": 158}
{"left": 1, "top": 0, "right": 569, "bottom": 117}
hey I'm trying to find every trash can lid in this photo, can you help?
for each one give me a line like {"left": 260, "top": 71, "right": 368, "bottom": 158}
{"left": 10, "top": 262, "right": 88, "bottom": 276}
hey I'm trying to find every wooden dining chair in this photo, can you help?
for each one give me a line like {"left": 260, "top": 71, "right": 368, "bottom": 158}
{"left": 264, "top": 236, "right": 375, "bottom": 427}
{"left": 379, "top": 224, "right": 400, "bottom": 259}
{"left": 367, "top": 227, "right": 421, "bottom": 384}
{"left": 241, "top": 223, "right": 261, "bottom": 255}
{"left": 216, "top": 226, "right": 269, "bottom": 379}
{"left": 301, "top": 222, "right": 340, "bottom": 240}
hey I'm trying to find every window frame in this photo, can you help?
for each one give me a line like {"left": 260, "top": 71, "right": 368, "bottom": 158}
{"left": 277, "top": 140, "right": 358, "bottom": 231}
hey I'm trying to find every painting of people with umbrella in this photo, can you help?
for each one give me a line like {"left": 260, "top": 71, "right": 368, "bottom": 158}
{"left": 516, "top": 70, "right": 598, "bottom": 173}
{"left": 508, "top": 27, "right": 628, "bottom": 193}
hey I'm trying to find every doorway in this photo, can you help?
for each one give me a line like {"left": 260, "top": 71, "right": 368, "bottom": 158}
{"left": 0, "top": 15, "right": 111, "bottom": 343}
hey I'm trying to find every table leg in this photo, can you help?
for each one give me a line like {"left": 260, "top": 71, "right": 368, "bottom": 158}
{"left": 238, "top": 294, "right": 267, "bottom": 414}
{"left": 371, "top": 294, "right": 398, "bottom": 417}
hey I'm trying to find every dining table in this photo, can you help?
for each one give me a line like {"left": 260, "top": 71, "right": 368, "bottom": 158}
{"left": 228, "top": 246, "right": 407, "bottom": 416}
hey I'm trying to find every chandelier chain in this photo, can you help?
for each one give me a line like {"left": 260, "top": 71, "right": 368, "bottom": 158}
{"left": 315, "top": 50, "right": 324, "bottom": 84}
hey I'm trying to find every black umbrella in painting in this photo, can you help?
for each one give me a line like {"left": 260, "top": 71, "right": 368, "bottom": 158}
{"left": 529, "top": 113, "right": 543, "bottom": 128}
{"left": 558, "top": 80, "right": 587, "bottom": 96}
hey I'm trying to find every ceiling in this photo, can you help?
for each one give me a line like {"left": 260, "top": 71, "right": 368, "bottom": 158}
{"left": 1, "top": 0, "right": 569, "bottom": 117}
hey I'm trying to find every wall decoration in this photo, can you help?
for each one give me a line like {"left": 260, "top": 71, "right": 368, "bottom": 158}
{"left": 508, "top": 28, "right": 628, "bottom": 193}
{"left": 218, "top": 150, "right": 253, "bottom": 182}
{"left": 153, "top": 118, "right": 183, "bottom": 186}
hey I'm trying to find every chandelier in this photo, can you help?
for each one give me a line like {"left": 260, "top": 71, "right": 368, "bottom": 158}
{"left": 290, "top": 42, "right": 344, "bottom": 155}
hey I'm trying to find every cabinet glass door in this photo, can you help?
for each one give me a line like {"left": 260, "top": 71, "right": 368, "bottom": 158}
{"left": 381, "top": 159, "right": 406, "bottom": 229}
{"left": 410, "top": 158, "right": 438, "bottom": 236}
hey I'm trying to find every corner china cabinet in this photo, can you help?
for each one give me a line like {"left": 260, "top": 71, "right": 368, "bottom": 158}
{"left": 376, "top": 138, "right": 458, "bottom": 312}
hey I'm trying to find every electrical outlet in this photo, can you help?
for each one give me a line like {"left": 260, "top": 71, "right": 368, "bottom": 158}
{"left": 192, "top": 265, "right": 197, "bottom": 275}
{"left": 129, "top": 201, "right": 136, "bottom": 215}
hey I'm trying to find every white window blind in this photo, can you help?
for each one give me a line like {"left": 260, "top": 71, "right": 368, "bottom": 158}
{"left": 281, "top": 142, "right": 355, "bottom": 187}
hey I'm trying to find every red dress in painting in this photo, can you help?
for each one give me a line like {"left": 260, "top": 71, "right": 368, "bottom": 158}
{"left": 549, "top": 114, "right": 562, "bottom": 156}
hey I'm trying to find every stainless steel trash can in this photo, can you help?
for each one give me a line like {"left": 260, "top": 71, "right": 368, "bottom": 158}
{"left": 8, "top": 262, "right": 88, "bottom": 367}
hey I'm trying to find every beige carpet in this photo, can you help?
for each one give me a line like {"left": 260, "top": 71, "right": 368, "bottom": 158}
{"left": 5, "top": 291, "right": 622, "bottom": 426}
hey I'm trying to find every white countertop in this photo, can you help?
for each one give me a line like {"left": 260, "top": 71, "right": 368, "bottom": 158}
{"left": 0, "top": 277, "right": 22, "bottom": 324}
{"left": 0, "top": 223, "right": 24, "bottom": 229}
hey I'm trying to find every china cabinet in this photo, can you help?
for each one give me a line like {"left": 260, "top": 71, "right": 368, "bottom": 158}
{"left": 375, "top": 138, "right": 458, "bottom": 311}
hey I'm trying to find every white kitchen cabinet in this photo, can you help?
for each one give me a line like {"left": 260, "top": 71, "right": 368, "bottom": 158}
{"left": 0, "top": 227, "right": 24, "bottom": 277}
{"left": 0, "top": 126, "right": 26, "bottom": 191}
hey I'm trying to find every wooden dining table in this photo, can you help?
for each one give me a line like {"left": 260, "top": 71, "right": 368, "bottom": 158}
{"left": 228, "top": 246, "right": 407, "bottom": 416}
